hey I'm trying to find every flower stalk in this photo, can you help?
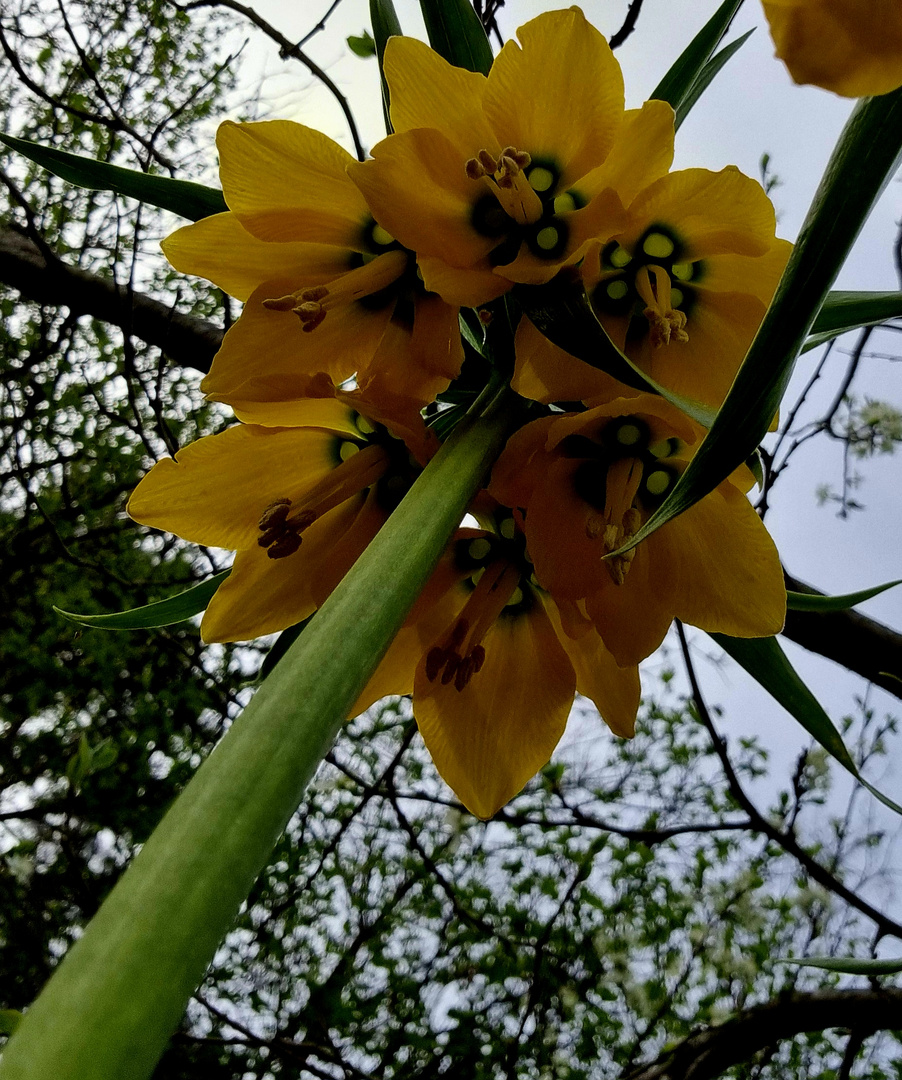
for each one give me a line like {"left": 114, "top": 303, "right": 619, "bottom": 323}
{"left": 0, "top": 380, "right": 521, "bottom": 1080}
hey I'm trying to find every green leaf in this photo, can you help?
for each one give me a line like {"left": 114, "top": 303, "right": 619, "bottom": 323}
{"left": 347, "top": 29, "right": 376, "bottom": 57}
{"left": 711, "top": 633, "right": 902, "bottom": 815}
{"left": 616, "top": 87, "right": 902, "bottom": 560}
{"left": 55, "top": 570, "right": 230, "bottom": 629}
{"left": 370, "top": 0, "right": 404, "bottom": 130}
{"left": 787, "top": 578, "right": 902, "bottom": 613}
{"left": 0, "top": 134, "right": 227, "bottom": 221}
{"left": 418, "top": 0, "right": 493, "bottom": 75}
{"left": 803, "top": 290, "right": 902, "bottom": 352}
{"left": 651, "top": 0, "right": 744, "bottom": 127}
{"left": 674, "top": 29, "right": 755, "bottom": 130}
{"left": 517, "top": 282, "right": 717, "bottom": 428}
{"left": 778, "top": 956, "right": 902, "bottom": 976}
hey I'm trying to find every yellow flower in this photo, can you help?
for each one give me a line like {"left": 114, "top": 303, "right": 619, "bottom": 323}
{"left": 489, "top": 396, "right": 786, "bottom": 666}
{"left": 163, "top": 121, "right": 464, "bottom": 408}
{"left": 127, "top": 378, "right": 436, "bottom": 643}
{"left": 354, "top": 510, "right": 640, "bottom": 819}
{"left": 514, "top": 167, "right": 791, "bottom": 411}
{"left": 762, "top": 0, "right": 902, "bottom": 97}
{"left": 348, "top": 9, "right": 677, "bottom": 304}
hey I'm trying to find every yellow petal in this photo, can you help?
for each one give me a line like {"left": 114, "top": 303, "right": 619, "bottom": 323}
{"left": 575, "top": 100, "right": 675, "bottom": 206}
{"left": 384, "top": 35, "right": 495, "bottom": 152}
{"left": 161, "top": 214, "right": 351, "bottom": 302}
{"left": 200, "top": 548, "right": 317, "bottom": 643}
{"left": 413, "top": 597, "right": 576, "bottom": 819}
{"left": 348, "top": 130, "right": 500, "bottom": 270}
{"left": 546, "top": 599, "right": 641, "bottom": 738}
{"left": 626, "top": 167, "right": 778, "bottom": 258}
{"left": 511, "top": 317, "right": 632, "bottom": 404}
{"left": 655, "top": 480, "right": 787, "bottom": 637}
{"left": 763, "top": 0, "right": 902, "bottom": 96}
{"left": 127, "top": 423, "right": 349, "bottom": 550}
{"left": 416, "top": 254, "right": 511, "bottom": 307}
{"left": 484, "top": 9, "right": 624, "bottom": 189}
{"left": 692, "top": 239, "right": 792, "bottom": 303}
{"left": 217, "top": 120, "right": 369, "bottom": 245}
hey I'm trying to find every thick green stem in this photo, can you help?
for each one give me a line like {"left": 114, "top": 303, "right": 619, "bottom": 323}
{"left": 0, "top": 383, "right": 520, "bottom": 1080}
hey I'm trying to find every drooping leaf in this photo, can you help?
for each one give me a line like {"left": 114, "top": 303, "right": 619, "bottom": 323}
{"left": 803, "top": 290, "right": 902, "bottom": 352}
{"left": 787, "top": 578, "right": 902, "bottom": 613}
{"left": 370, "top": 0, "right": 404, "bottom": 130}
{"left": 55, "top": 570, "right": 230, "bottom": 630}
{"left": 778, "top": 956, "right": 902, "bottom": 975}
{"left": 711, "top": 633, "right": 902, "bottom": 815}
{"left": 418, "top": 0, "right": 493, "bottom": 75}
{"left": 674, "top": 28, "right": 755, "bottom": 130}
{"left": 617, "top": 87, "right": 902, "bottom": 559}
{"left": 651, "top": 0, "right": 744, "bottom": 125}
{"left": 0, "top": 134, "right": 227, "bottom": 221}
{"left": 347, "top": 29, "right": 377, "bottom": 57}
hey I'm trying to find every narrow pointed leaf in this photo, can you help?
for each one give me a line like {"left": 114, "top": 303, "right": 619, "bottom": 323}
{"left": 778, "top": 956, "right": 902, "bottom": 976}
{"left": 787, "top": 578, "right": 902, "bottom": 613}
{"left": 675, "top": 29, "right": 755, "bottom": 129}
{"left": 54, "top": 570, "right": 230, "bottom": 630}
{"left": 651, "top": 0, "right": 743, "bottom": 122}
{"left": 616, "top": 87, "right": 902, "bottom": 560}
{"left": 803, "top": 290, "right": 902, "bottom": 352}
{"left": 0, "top": 134, "right": 227, "bottom": 221}
{"left": 418, "top": 0, "right": 493, "bottom": 75}
{"left": 711, "top": 633, "right": 902, "bottom": 815}
{"left": 370, "top": 0, "right": 403, "bottom": 130}
{"left": 517, "top": 283, "right": 717, "bottom": 427}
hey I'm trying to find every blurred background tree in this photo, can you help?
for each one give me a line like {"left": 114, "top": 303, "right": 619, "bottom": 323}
{"left": 1, "top": 2, "right": 902, "bottom": 1077}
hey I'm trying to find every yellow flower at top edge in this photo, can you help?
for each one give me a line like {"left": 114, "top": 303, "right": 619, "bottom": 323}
{"left": 348, "top": 8, "right": 677, "bottom": 305}
{"left": 762, "top": 0, "right": 902, "bottom": 97}
{"left": 127, "top": 374, "right": 437, "bottom": 643}
{"left": 162, "top": 121, "right": 464, "bottom": 410}
{"left": 352, "top": 506, "right": 641, "bottom": 819}
{"left": 513, "top": 166, "right": 792, "bottom": 411}
{"left": 489, "top": 395, "right": 786, "bottom": 667}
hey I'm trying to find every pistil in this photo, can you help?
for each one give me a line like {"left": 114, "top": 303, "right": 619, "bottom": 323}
{"left": 262, "top": 249, "right": 409, "bottom": 331}
{"left": 635, "top": 265, "right": 690, "bottom": 348}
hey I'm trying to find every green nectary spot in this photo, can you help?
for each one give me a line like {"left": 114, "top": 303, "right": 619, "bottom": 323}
{"left": 645, "top": 469, "right": 672, "bottom": 495}
{"left": 535, "top": 226, "right": 560, "bottom": 251}
{"left": 615, "top": 423, "right": 643, "bottom": 447}
{"left": 553, "top": 192, "right": 578, "bottom": 215}
{"left": 608, "top": 244, "right": 632, "bottom": 269}
{"left": 354, "top": 413, "right": 377, "bottom": 436}
{"left": 671, "top": 261, "right": 695, "bottom": 281}
{"left": 670, "top": 287, "right": 684, "bottom": 309}
{"left": 470, "top": 567, "right": 486, "bottom": 587}
{"left": 505, "top": 586, "right": 524, "bottom": 607}
{"left": 498, "top": 517, "right": 516, "bottom": 540}
{"left": 528, "top": 166, "right": 555, "bottom": 193}
{"left": 371, "top": 224, "right": 395, "bottom": 247}
{"left": 468, "top": 537, "right": 492, "bottom": 561}
{"left": 606, "top": 279, "right": 629, "bottom": 301}
{"left": 643, "top": 232, "right": 675, "bottom": 259}
{"left": 472, "top": 194, "right": 510, "bottom": 238}
{"left": 339, "top": 440, "right": 361, "bottom": 462}
{"left": 649, "top": 437, "right": 680, "bottom": 459}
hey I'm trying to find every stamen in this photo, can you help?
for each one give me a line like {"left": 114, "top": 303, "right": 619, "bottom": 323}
{"left": 582, "top": 456, "right": 646, "bottom": 585}
{"left": 256, "top": 444, "right": 389, "bottom": 560}
{"left": 465, "top": 145, "right": 544, "bottom": 227}
{"left": 424, "top": 559, "right": 521, "bottom": 691}
{"left": 635, "top": 265, "right": 690, "bottom": 348}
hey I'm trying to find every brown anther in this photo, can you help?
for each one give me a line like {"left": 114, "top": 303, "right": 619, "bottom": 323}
{"left": 295, "top": 303, "right": 326, "bottom": 333}
{"left": 440, "top": 655, "right": 460, "bottom": 686}
{"left": 478, "top": 149, "right": 498, "bottom": 172}
{"left": 258, "top": 498, "right": 292, "bottom": 531}
{"left": 478, "top": 309, "right": 493, "bottom": 326}
{"left": 501, "top": 146, "right": 531, "bottom": 170}
{"left": 266, "top": 534, "right": 302, "bottom": 560}
{"left": 425, "top": 646, "right": 447, "bottom": 683}
{"left": 300, "top": 286, "right": 328, "bottom": 302}
{"left": 262, "top": 294, "right": 298, "bottom": 312}
{"left": 470, "top": 645, "right": 486, "bottom": 673}
{"left": 466, "top": 158, "right": 487, "bottom": 180}
{"left": 586, "top": 514, "right": 604, "bottom": 541}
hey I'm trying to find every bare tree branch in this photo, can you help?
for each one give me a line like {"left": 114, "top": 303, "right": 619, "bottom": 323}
{"left": 624, "top": 989, "right": 902, "bottom": 1080}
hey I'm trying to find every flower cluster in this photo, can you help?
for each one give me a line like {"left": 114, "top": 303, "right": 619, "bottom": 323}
{"left": 130, "top": 8, "right": 789, "bottom": 818}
